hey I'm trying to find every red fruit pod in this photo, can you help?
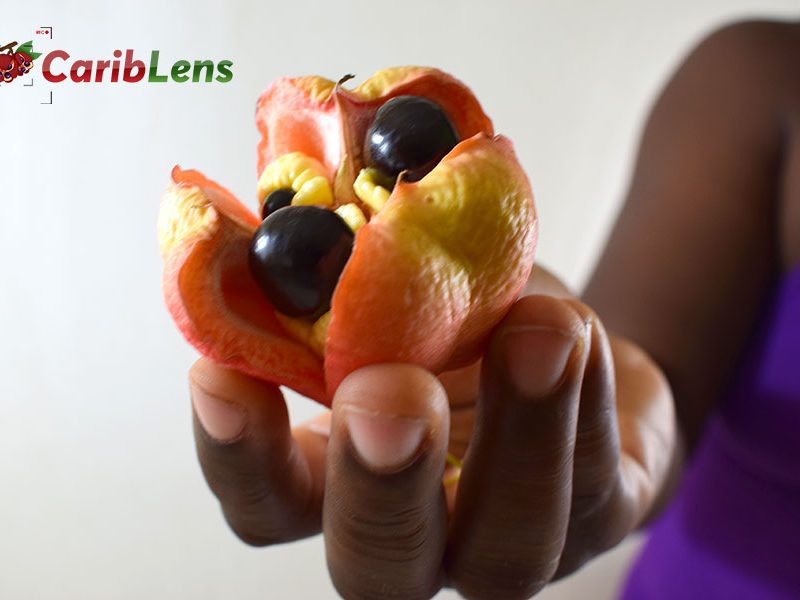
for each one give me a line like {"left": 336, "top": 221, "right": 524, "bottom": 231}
{"left": 0, "top": 53, "right": 16, "bottom": 83}
{"left": 14, "top": 51, "right": 32, "bottom": 74}
{"left": 159, "top": 67, "right": 537, "bottom": 405}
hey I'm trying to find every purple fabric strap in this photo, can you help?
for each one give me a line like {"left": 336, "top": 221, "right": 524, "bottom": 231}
{"left": 620, "top": 267, "right": 800, "bottom": 600}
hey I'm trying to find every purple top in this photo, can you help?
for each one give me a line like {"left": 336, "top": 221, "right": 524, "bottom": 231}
{"left": 620, "top": 266, "right": 800, "bottom": 600}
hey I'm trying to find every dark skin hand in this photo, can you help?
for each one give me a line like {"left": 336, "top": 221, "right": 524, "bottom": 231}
{"left": 187, "top": 19, "right": 799, "bottom": 600}
{"left": 190, "top": 279, "right": 674, "bottom": 600}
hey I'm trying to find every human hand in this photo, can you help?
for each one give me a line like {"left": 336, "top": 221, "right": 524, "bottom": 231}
{"left": 188, "top": 267, "right": 675, "bottom": 600}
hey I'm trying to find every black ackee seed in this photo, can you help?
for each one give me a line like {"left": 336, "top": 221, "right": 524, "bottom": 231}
{"left": 248, "top": 206, "right": 354, "bottom": 319}
{"left": 365, "top": 95, "right": 459, "bottom": 180}
{"left": 261, "top": 188, "right": 295, "bottom": 220}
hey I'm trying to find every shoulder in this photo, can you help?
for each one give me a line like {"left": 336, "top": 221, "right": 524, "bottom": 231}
{"left": 685, "top": 20, "right": 799, "bottom": 88}
{"left": 647, "top": 19, "right": 799, "bottom": 146}
{"left": 696, "top": 19, "right": 800, "bottom": 53}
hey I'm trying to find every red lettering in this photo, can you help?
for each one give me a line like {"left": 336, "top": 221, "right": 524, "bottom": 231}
{"left": 123, "top": 49, "right": 144, "bottom": 83}
{"left": 95, "top": 60, "right": 110, "bottom": 82}
{"left": 42, "top": 50, "right": 69, "bottom": 83}
{"left": 70, "top": 60, "right": 92, "bottom": 82}
{"left": 111, "top": 50, "right": 122, "bottom": 83}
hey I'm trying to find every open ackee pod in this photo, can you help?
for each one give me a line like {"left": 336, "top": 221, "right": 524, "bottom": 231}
{"left": 158, "top": 67, "right": 537, "bottom": 406}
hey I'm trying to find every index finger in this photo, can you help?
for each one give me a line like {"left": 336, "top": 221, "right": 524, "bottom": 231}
{"left": 190, "top": 358, "right": 327, "bottom": 545}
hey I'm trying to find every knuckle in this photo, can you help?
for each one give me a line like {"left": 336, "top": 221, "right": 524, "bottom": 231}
{"left": 222, "top": 503, "right": 288, "bottom": 548}
{"left": 331, "top": 578, "right": 439, "bottom": 600}
{"left": 227, "top": 522, "right": 278, "bottom": 547}
{"left": 452, "top": 565, "right": 553, "bottom": 600}
{"left": 579, "top": 485, "right": 622, "bottom": 523}
{"left": 557, "top": 525, "right": 626, "bottom": 580}
{"left": 335, "top": 501, "right": 434, "bottom": 562}
{"left": 449, "top": 544, "right": 561, "bottom": 600}
{"left": 202, "top": 455, "right": 274, "bottom": 504}
{"left": 561, "top": 493, "right": 630, "bottom": 571}
{"left": 459, "top": 584, "right": 548, "bottom": 600}
{"left": 325, "top": 486, "right": 446, "bottom": 599}
{"left": 224, "top": 478, "right": 275, "bottom": 511}
{"left": 213, "top": 475, "right": 308, "bottom": 547}
{"left": 569, "top": 485, "right": 616, "bottom": 522}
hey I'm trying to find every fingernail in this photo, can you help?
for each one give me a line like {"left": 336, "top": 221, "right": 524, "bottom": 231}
{"left": 192, "top": 386, "right": 247, "bottom": 443}
{"left": 345, "top": 408, "right": 426, "bottom": 472}
{"left": 503, "top": 326, "right": 578, "bottom": 397}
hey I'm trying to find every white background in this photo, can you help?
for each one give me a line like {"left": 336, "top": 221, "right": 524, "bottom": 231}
{"left": 2, "top": 1, "right": 797, "bottom": 598}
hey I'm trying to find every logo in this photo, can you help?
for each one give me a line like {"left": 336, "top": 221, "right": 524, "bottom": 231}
{"left": 41, "top": 50, "right": 234, "bottom": 84}
{"left": 4, "top": 28, "right": 234, "bottom": 105}
{"left": 0, "top": 40, "right": 41, "bottom": 85}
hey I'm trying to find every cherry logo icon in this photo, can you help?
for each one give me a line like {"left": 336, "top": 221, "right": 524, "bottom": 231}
{"left": 0, "top": 40, "right": 41, "bottom": 85}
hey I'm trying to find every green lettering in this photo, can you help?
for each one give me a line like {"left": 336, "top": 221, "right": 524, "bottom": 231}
{"left": 192, "top": 60, "right": 214, "bottom": 83}
{"left": 148, "top": 50, "right": 168, "bottom": 83}
{"left": 171, "top": 60, "right": 191, "bottom": 83}
{"left": 216, "top": 60, "right": 233, "bottom": 83}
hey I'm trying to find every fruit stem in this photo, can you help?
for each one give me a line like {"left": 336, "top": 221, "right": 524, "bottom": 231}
{"left": 0, "top": 42, "right": 17, "bottom": 54}
{"left": 336, "top": 73, "right": 355, "bottom": 87}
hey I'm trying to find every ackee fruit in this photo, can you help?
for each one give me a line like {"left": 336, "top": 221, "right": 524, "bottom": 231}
{"left": 13, "top": 51, "right": 32, "bottom": 76}
{"left": 158, "top": 66, "right": 538, "bottom": 405}
{"left": 0, "top": 53, "right": 17, "bottom": 83}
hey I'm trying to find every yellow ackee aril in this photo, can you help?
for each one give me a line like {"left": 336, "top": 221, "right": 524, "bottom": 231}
{"left": 349, "top": 67, "right": 421, "bottom": 100}
{"left": 310, "top": 312, "right": 332, "bottom": 355}
{"left": 334, "top": 203, "right": 367, "bottom": 232}
{"left": 157, "top": 183, "right": 216, "bottom": 257}
{"left": 274, "top": 309, "right": 331, "bottom": 358}
{"left": 257, "top": 152, "right": 333, "bottom": 208}
{"left": 353, "top": 168, "right": 391, "bottom": 213}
